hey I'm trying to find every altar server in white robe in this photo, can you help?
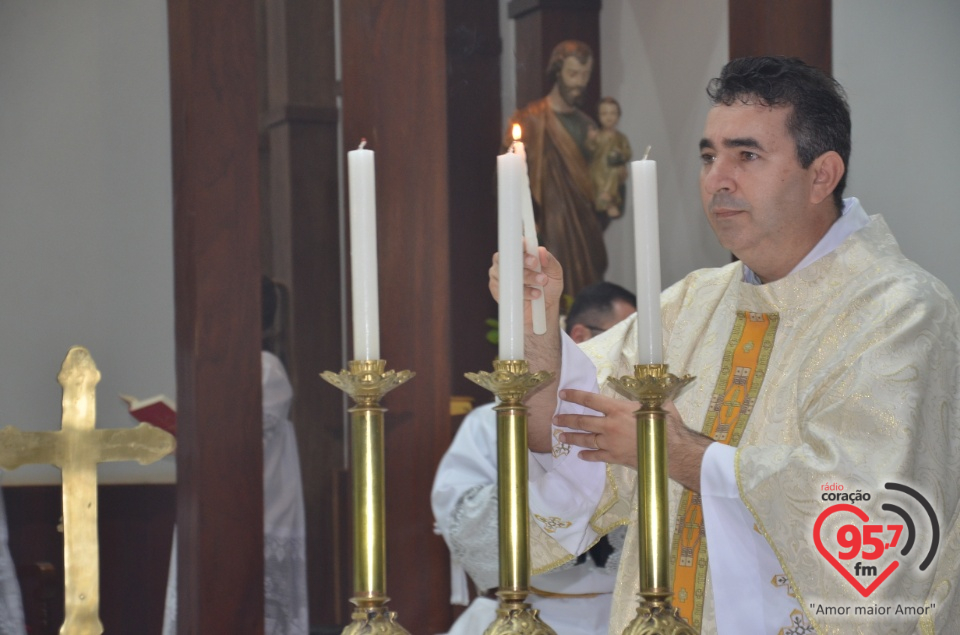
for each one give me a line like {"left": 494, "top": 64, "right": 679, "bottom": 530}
{"left": 491, "top": 57, "right": 960, "bottom": 634}
{"left": 432, "top": 282, "right": 635, "bottom": 635}
{"left": 164, "top": 278, "right": 308, "bottom": 634}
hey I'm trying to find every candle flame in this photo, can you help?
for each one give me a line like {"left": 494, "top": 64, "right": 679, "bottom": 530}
{"left": 642, "top": 145, "right": 652, "bottom": 161}
{"left": 359, "top": 138, "right": 367, "bottom": 150}
{"left": 512, "top": 124, "right": 522, "bottom": 142}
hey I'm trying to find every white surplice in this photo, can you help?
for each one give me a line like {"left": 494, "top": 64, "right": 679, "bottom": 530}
{"left": 432, "top": 402, "right": 622, "bottom": 635}
{"left": 163, "top": 351, "right": 308, "bottom": 635}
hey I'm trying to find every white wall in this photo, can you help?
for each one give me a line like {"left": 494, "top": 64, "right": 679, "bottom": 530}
{"left": 599, "top": 1, "right": 731, "bottom": 291}
{"left": 0, "top": 1, "right": 175, "bottom": 484}
{"left": 834, "top": 0, "right": 960, "bottom": 296}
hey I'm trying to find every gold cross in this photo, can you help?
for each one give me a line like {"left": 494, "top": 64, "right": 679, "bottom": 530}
{"left": 721, "top": 384, "right": 744, "bottom": 419}
{"left": 0, "top": 346, "right": 175, "bottom": 635}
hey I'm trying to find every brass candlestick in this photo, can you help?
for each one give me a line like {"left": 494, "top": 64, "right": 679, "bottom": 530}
{"left": 322, "top": 359, "right": 414, "bottom": 635}
{"left": 607, "top": 364, "right": 696, "bottom": 635}
{"left": 466, "top": 359, "right": 556, "bottom": 635}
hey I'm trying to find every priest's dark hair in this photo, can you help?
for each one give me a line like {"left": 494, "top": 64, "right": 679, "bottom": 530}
{"left": 706, "top": 56, "right": 851, "bottom": 210}
{"left": 566, "top": 281, "right": 637, "bottom": 336}
{"left": 546, "top": 40, "right": 593, "bottom": 86}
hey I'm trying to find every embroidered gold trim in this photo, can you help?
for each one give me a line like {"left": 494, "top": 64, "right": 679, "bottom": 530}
{"left": 588, "top": 463, "right": 623, "bottom": 526}
{"left": 530, "top": 552, "right": 576, "bottom": 577}
{"left": 534, "top": 514, "right": 572, "bottom": 533}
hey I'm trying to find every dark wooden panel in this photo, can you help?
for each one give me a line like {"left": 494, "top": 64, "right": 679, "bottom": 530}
{"left": 99, "top": 486, "right": 177, "bottom": 634}
{"left": 729, "top": 0, "right": 832, "bottom": 74}
{"left": 167, "top": 0, "right": 265, "bottom": 632}
{"left": 5, "top": 484, "right": 176, "bottom": 635}
{"left": 275, "top": 118, "right": 345, "bottom": 630}
{"left": 258, "top": 1, "right": 344, "bottom": 627}
{"left": 6, "top": 486, "right": 65, "bottom": 635}
{"left": 446, "top": 1, "right": 503, "bottom": 405}
{"left": 340, "top": 2, "right": 453, "bottom": 633}
{"left": 508, "top": 0, "right": 602, "bottom": 115}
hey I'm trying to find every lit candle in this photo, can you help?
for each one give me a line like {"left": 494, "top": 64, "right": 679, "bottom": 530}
{"left": 497, "top": 146, "right": 524, "bottom": 360}
{"left": 631, "top": 148, "right": 662, "bottom": 364}
{"left": 511, "top": 124, "right": 547, "bottom": 335}
{"left": 347, "top": 139, "right": 380, "bottom": 361}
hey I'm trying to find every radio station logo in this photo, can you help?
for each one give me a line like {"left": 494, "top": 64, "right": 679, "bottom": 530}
{"left": 814, "top": 482, "right": 939, "bottom": 598}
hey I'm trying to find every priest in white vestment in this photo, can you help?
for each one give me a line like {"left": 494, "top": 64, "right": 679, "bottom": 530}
{"left": 491, "top": 57, "right": 960, "bottom": 635}
{"left": 432, "top": 282, "right": 636, "bottom": 635}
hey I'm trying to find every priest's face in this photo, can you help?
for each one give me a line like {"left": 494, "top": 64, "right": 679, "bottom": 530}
{"left": 557, "top": 56, "right": 592, "bottom": 108}
{"left": 699, "top": 102, "right": 826, "bottom": 282}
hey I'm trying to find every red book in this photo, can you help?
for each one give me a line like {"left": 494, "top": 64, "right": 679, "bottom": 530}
{"left": 119, "top": 394, "right": 177, "bottom": 436}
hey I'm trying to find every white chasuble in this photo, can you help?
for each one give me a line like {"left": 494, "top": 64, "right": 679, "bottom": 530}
{"left": 528, "top": 214, "right": 960, "bottom": 635}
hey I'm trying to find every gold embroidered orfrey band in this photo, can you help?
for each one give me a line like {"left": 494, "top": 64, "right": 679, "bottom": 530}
{"left": 671, "top": 311, "right": 779, "bottom": 631}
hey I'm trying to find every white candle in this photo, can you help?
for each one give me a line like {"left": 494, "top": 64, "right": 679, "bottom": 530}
{"left": 347, "top": 140, "right": 380, "bottom": 361}
{"left": 511, "top": 124, "right": 547, "bottom": 335}
{"left": 497, "top": 149, "right": 525, "bottom": 360}
{"left": 631, "top": 157, "right": 663, "bottom": 364}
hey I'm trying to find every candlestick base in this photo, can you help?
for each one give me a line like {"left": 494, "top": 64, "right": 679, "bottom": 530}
{"left": 341, "top": 604, "right": 411, "bottom": 635}
{"left": 482, "top": 598, "right": 557, "bottom": 635}
{"left": 621, "top": 603, "right": 696, "bottom": 635}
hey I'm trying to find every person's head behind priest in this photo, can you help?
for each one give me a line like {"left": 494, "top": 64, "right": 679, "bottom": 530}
{"left": 565, "top": 281, "right": 636, "bottom": 344}
{"left": 699, "top": 56, "right": 850, "bottom": 284}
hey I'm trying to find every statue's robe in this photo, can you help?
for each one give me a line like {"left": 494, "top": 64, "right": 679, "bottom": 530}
{"left": 529, "top": 209, "right": 960, "bottom": 634}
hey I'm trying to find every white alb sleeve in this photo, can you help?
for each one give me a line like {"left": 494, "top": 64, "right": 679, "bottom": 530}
{"left": 528, "top": 331, "right": 607, "bottom": 556}
{"left": 701, "top": 443, "right": 804, "bottom": 634}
